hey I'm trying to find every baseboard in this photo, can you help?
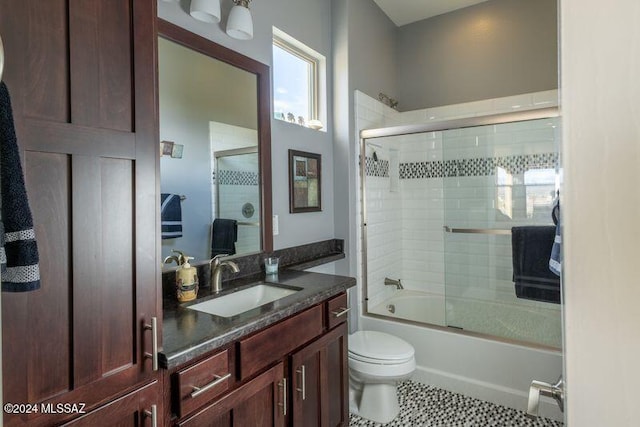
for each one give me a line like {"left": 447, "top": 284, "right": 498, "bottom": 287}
{"left": 412, "top": 365, "right": 564, "bottom": 422}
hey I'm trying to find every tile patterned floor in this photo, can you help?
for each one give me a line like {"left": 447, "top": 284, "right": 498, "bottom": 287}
{"left": 349, "top": 381, "right": 563, "bottom": 427}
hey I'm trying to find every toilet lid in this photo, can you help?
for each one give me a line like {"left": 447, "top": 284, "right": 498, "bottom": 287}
{"left": 348, "top": 330, "right": 414, "bottom": 362}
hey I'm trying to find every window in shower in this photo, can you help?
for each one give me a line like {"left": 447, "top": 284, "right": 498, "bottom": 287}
{"left": 496, "top": 167, "right": 514, "bottom": 219}
{"left": 524, "top": 168, "right": 556, "bottom": 220}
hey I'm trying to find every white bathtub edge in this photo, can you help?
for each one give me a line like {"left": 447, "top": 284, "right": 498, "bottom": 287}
{"left": 413, "top": 364, "right": 563, "bottom": 421}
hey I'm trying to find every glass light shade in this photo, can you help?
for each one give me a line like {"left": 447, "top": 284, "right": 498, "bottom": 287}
{"left": 226, "top": 4, "right": 253, "bottom": 40}
{"left": 190, "top": 0, "right": 221, "bottom": 23}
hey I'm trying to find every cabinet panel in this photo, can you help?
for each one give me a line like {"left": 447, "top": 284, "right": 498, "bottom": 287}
{"left": 73, "top": 156, "right": 136, "bottom": 386}
{"left": 179, "top": 363, "right": 285, "bottom": 427}
{"left": 291, "top": 322, "right": 349, "bottom": 427}
{"left": 239, "top": 305, "right": 323, "bottom": 380}
{"left": 6, "top": 152, "right": 72, "bottom": 401}
{"left": 0, "top": 0, "right": 69, "bottom": 123}
{"left": 325, "top": 324, "right": 349, "bottom": 427}
{"left": 69, "top": 0, "right": 133, "bottom": 131}
{"left": 175, "top": 349, "right": 231, "bottom": 418}
{"left": 326, "top": 292, "right": 349, "bottom": 330}
{"left": 62, "top": 381, "right": 160, "bottom": 427}
{"left": 0, "top": 0, "right": 160, "bottom": 425}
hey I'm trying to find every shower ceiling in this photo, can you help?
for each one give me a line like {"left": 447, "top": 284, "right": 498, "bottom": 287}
{"left": 373, "top": 0, "right": 490, "bottom": 26}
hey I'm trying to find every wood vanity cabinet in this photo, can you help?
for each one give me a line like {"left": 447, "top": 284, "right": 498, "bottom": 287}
{"left": 61, "top": 380, "right": 160, "bottom": 427}
{"left": 290, "top": 323, "right": 349, "bottom": 427}
{"left": 0, "top": 0, "right": 161, "bottom": 425}
{"left": 168, "top": 292, "right": 349, "bottom": 427}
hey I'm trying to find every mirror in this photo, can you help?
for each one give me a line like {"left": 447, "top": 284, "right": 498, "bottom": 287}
{"left": 158, "top": 20, "right": 272, "bottom": 266}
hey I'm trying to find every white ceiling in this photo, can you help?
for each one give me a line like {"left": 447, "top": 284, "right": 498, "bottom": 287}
{"left": 373, "top": 0, "right": 491, "bottom": 27}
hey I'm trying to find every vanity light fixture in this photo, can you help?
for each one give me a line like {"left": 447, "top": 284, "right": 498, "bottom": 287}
{"left": 190, "top": 0, "right": 221, "bottom": 23}
{"left": 226, "top": 0, "right": 254, "bottom": 40}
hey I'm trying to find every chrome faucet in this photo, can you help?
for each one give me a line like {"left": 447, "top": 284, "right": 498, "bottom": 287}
{"left": 526, "top": 376, "right": 564, "bottom": 419}
{"left": 384, "top": 277, "right": 403, "bottom": 289}
{"left": 209, "top": 254, "right": 240, "bottom": 294}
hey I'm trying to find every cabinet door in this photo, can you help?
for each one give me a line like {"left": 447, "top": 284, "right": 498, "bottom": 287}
{"left": 62, "top": 381, "right": 161, "bottom": 427}
{"left": 0, "top": 0, "right": 160, "bottom": 426}
{"left": 291, "top": 322, "right": 349, "bottom": 427}
{"left": 178, "top": 363, "right": 286, "bottom": 427}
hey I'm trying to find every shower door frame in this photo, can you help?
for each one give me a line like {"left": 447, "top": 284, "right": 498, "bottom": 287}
{"left": 359, "top": 106, "right": 560, "bottom": 349}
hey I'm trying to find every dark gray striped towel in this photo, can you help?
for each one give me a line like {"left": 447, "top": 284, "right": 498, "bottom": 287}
{"left": 0, "top": 82, "right": 40, "bottom": 292}
{"left": 161, "top": 193, "right": 183, "bottom": 239}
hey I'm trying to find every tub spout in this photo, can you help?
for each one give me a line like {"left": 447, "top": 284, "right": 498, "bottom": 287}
{"left": 384, "top": 277, "right": 403, "bottom": 289}
{"left": 526, "top": 376, "right": 564, "bottom": 419}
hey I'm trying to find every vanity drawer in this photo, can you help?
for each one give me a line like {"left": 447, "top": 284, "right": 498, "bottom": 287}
{"left": 326, "top": 292, "right": 349, "bottom": 329}
{"left": 175, "top": 349, "right": 232, "bottom": 418}
{"left": 239, "top": 304, "right": 324, "bottom": 380}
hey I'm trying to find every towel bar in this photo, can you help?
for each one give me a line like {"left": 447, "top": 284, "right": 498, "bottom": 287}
{"left": 443, "top": 226, "right": 511, "bottom": 235}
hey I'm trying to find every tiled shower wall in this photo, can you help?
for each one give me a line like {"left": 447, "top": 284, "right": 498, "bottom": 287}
{"left": 211, "top": 122, "right": 260, "bottom": 255}
{"left": 356, "top": 90, "right": 560, "bottom": 315}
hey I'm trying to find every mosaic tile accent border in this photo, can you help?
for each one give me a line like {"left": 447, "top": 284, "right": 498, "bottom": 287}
{"left": 365, "top": 156, "right": 390, "bottom": 177}
{"left": 214, "top": 170, "right": 259, "bottom": 186}
{"left": 400, "top": 153, "right": 558, "bottom": 180}
{"left": 349, "top": 381, "right": 562, "bottom": 427}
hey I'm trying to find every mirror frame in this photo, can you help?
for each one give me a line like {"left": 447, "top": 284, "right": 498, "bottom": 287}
{"left": 158, "top": 19, "right": 273, "bottom": 256}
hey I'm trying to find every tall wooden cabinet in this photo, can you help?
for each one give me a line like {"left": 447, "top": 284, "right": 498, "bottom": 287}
{"left": 0, "top": 0, "right": 161, "bottom": 425}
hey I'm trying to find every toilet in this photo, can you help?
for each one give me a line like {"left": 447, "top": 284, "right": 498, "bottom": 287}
{"left": 348, "top": 330, "right": 416, "bottom": 423}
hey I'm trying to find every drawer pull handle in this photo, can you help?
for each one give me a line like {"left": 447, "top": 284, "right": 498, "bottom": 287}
{"left": 190, "top": 373, "right": 232, "bottom": 398}
{"left": 278, "top": 378, "right": 287, "bottom": 416}
{"left": 143, "top": 404, "right": 157, "bottom": 427}
{"left": 296, "top": 365, "right": 306, "bottom": 400}
{"left": 144, "top": 317, "right": 158, "bottom": 371}
{"left": 331, "top": 307, "right": 350, "bottom": 317}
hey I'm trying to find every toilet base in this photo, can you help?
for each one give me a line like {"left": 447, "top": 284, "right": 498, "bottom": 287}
{"left": 351, "top": 382, "right": 400, "bottom": 424}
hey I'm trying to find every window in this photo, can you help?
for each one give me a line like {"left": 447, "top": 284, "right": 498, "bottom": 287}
{"left": 273, "top": 28, "right": 325, "bottom": 130}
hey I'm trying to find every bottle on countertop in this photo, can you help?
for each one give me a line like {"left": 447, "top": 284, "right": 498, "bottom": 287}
{"left": 175, "top": 253, "right": 199, "bottom": 303}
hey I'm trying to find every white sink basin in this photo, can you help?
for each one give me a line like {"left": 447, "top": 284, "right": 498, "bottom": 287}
{"left": 188, "top": 284, "right": 300, "bottom": 318}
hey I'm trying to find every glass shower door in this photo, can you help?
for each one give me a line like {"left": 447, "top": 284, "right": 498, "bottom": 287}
{"left": 215, "top": 149, "right": 261, "bottom": 254}
{"left": 442, "top": 118, "right": 562, "bottom": 348}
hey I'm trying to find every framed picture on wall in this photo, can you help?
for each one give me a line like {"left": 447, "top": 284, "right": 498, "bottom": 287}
{"left": 161, "top": 140, "right": 174, "bottom": 156}
{"left": 289, "top": 149, "right": 321, "bottom": 213}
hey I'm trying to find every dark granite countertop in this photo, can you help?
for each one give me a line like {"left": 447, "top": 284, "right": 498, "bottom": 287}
{"left": 160, "top": 269, "right": 356, "bottom": 369}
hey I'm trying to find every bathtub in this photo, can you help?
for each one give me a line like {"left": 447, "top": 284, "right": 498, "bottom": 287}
{"left": 369, "top": 290, "right": 562, "bottom": 348}
{"left": 362, "top": 289, "right": 564, "bottom": 421}
{"left": 369, "top": 290, "right": 445, "bottom": 325}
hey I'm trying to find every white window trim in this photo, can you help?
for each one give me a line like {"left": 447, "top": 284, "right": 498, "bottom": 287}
{"left": 273, "top": 27, "right": 327, "bottom": 131}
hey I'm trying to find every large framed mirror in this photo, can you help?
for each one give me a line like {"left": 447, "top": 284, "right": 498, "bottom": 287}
{"left": 158, "top": 19, "right": 272, "bottom": 267}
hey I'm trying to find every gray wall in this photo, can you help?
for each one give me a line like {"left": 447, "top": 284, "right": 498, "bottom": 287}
{"left": 397, "top": 0, "right": 558, "bottom": 110}
{"left": 332, "top": 0, "right": 398, "bottom": 330}
{"left": 347, "top": 0, "right": 398, "bottom": 103}
{"left": 158, "top": 0, "right": 335, "bottom": 252}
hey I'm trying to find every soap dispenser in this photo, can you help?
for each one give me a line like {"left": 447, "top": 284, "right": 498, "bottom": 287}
{"left": 176, "top": 255, "right": 199, "bottom": 303}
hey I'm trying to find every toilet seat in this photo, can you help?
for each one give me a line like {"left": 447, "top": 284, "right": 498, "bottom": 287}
{"left": 348, "top": 330, "right": 415, "bottom": 363}
{"left": 348, "top": 351, "right": 413, "bottom": 365}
